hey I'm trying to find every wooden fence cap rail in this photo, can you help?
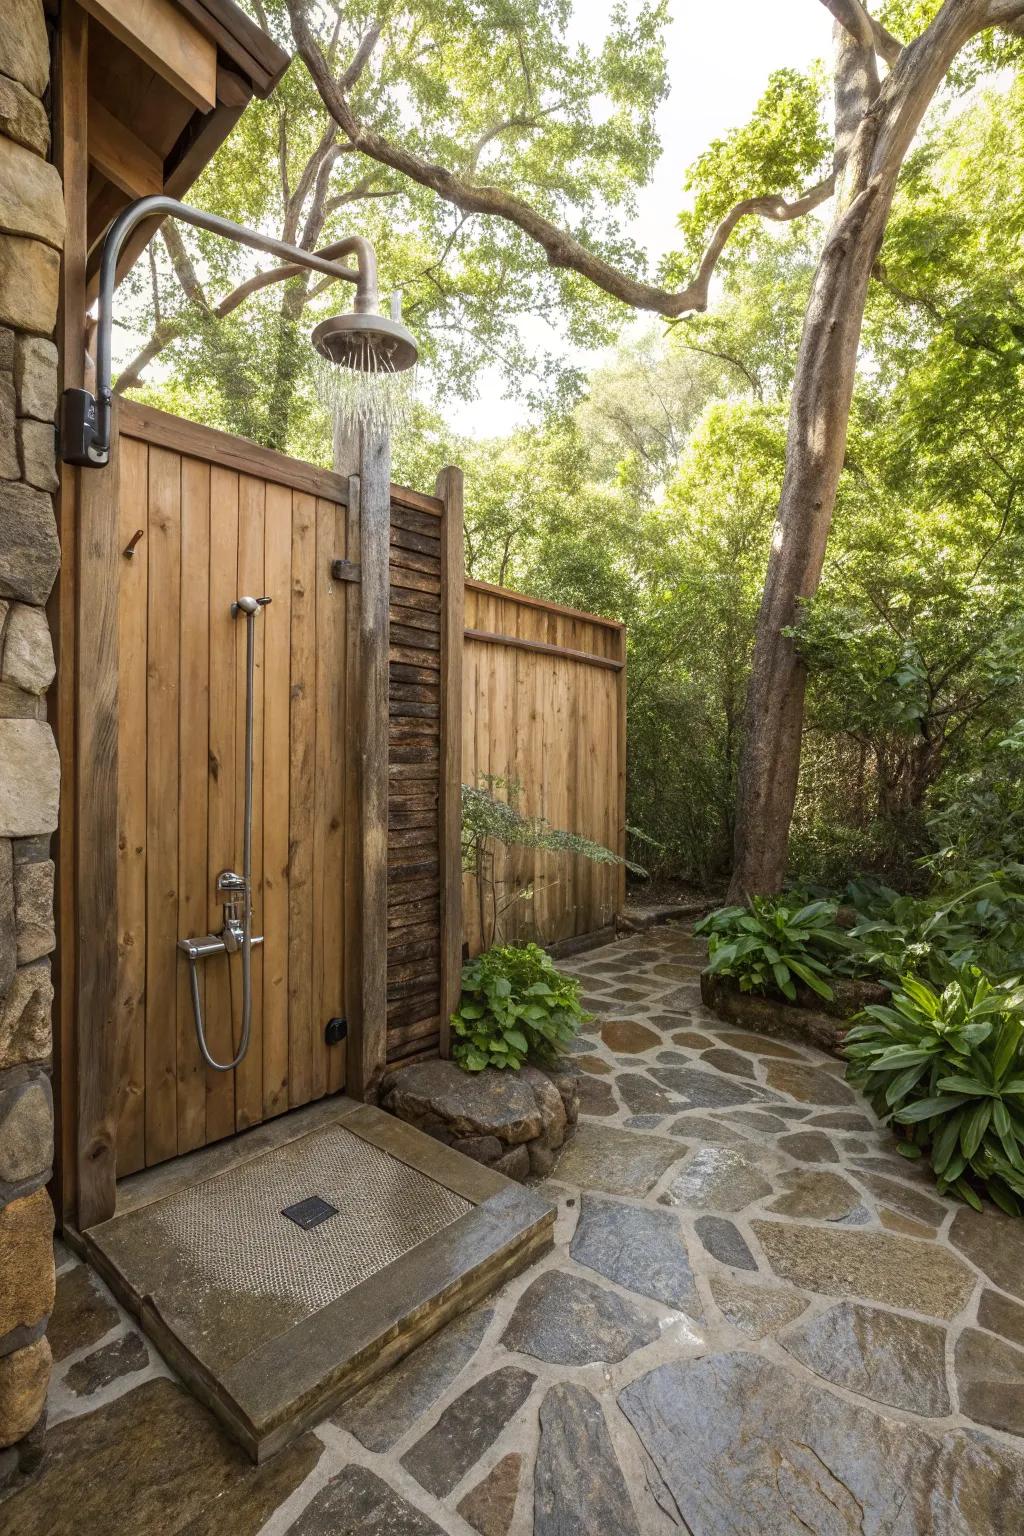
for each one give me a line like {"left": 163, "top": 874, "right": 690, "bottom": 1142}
{"left": 465, "top": 576, "right": 625, "bottom": 632}
{"left": 118, "top": 399, "right": 444, "bottom": 514}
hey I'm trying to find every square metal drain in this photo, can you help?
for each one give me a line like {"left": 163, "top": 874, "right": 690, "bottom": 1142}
{"left": 281, "top": 1196, "right": 339, "bottom": 1231}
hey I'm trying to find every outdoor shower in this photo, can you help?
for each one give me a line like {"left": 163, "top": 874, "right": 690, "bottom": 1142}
{"left": 62, "top": 196, "right": 419, "bottom": 1072}
{"left": 178, "top": 595, "right": 269, "bottom": 1072}
{"left": 61, "top": 193, "right": 418, "bottom": 468}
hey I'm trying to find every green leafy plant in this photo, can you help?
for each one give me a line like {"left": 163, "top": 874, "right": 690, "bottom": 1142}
{"left": 462, "top": 774, "right": 645, "bottom": 950}
{"left": 843, "top": 874, "right": 1024, "bottom": 988}
{"left": 695, "top": 897, "right": 851, "bottom": 1002}
{"left": 844, "top": 972, "right": 1024, "bottom": 1213}
{"left": 451, "top": 943, "right": 589, "bottom": 1072}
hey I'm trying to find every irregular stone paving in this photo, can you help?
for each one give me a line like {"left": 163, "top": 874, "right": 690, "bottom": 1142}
{"left": 9, "top": 920, "right": 1024, "bottom": 1534}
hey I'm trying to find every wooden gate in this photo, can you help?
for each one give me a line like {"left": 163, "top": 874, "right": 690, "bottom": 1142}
{"left": 59, "top": 401, "right": 464, "bottom": 1224}
{"left": 111, "top": 404, "right": 359, "bottom": 1175}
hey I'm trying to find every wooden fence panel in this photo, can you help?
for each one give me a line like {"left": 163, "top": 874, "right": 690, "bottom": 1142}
{"left": 385, "top": 490, "right": 445, "bottom": 1065}
{"left": 462, "top": 581, "right": 626, "bottom": 956}
{"left": 65, "top": 389, "right": 617, "bottom": 1214}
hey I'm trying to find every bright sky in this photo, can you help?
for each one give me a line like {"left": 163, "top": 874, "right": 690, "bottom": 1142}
{"left": 448, "top": 0, "right": 835, "bottom": 437}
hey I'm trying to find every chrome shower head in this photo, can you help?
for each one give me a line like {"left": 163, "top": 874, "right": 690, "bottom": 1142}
{"left": 311, "top": 311, "right": 418, "bottom": 374}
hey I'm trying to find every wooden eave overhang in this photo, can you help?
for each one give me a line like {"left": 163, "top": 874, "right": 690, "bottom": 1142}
{"left": 71, "top": 0, "right": 290, "bottom": 284}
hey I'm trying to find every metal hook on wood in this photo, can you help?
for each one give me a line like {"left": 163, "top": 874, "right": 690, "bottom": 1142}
{"left": 123, "top": 529, "right": 144, "bottom": 559}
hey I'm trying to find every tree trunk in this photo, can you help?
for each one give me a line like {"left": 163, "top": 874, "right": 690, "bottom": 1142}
{"left": 728, "top": 191, "right": 887, "bottom": 897}
{"left": 728, "top": 1, "right": 992, "bottom": 901}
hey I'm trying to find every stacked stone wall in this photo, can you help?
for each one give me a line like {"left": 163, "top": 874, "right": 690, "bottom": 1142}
{"left": 0, "top": 0, "right": 63, "bottom": 1496}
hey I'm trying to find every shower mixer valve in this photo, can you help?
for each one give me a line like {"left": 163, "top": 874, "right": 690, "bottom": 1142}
{"left": 216, "top": 869, "right": 248, "bottom": 953}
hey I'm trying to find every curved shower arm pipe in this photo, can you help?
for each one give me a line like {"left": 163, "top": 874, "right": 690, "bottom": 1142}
{"left": 61, "top": 194, "right": 379, "bottom": 467}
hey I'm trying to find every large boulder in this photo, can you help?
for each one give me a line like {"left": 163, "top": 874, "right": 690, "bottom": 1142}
{"left": 380, "top": 1058, "right": 579, "bottom": 1181}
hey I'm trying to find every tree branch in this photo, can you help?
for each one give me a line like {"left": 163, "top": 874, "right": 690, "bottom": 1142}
{"left": 286, "top": 0, "right": 834, "bottom": 319}
{"left": 340, "top": 21, "right": 383, "bottom": 90}
{"left": 161, "top": 222, "right": 210, "bottom": 311}
{"left": 679, "top": 338, "right": 764, "bottom": 400}
{"left": 819, "top": 0, "right": 903, "bottom": 65}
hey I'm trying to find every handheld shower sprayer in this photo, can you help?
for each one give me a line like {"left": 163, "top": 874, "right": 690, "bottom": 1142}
{"left": 178, "top": 594, "right": 269, "bottom": 1073}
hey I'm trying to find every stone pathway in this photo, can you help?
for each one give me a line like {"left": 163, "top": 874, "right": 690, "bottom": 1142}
{"left": 6, "top": 922, "right": 1024, "bottom": 1534}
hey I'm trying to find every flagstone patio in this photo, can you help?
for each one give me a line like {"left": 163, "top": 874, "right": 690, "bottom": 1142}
{"left": 5, "top": 921, "right": 1024, "bottom": 1535}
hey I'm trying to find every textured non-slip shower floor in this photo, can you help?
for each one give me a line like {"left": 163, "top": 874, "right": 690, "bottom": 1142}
{"left": 147, "top": 1123, "right": 472, "bottom": 1313}
{"left": 83, "top": 1098, "right": 554, "bottom": 1460}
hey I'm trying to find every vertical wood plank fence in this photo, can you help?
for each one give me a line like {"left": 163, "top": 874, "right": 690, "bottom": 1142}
{"left": 462, "top": 580, "right": 627, "bottom": 956}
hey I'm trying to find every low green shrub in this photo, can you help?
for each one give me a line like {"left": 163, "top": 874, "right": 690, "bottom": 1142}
{"left": 843, "top": 873, "right": 1024, "bottom": 988}
{"left": 450, "top": 942, "right": 589, "bottom": 1072}
{"left": 695, "top": 897, "right": 852, "bottom": 1003}
{"left": 844, "top": 973, "right": 1024, "bottom": 1213}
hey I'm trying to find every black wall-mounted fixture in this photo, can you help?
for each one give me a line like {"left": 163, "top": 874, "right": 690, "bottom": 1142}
{"left": 325, "top": 1017, "right": 348, "bottom": 1046}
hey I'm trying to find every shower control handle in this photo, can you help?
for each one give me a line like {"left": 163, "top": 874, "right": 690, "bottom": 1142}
{"left": 216, "top": 868, "right": 247, "bottom": 952}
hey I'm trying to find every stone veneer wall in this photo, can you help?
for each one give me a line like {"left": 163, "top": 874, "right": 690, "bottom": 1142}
{"left": 0, "top": 0, "right": 64, "bottom": 1496}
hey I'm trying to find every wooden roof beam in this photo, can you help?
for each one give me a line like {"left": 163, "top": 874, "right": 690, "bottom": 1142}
{"left": 174, "top": 0, "right": 290, "bottom": 98}
{"left": 87, "top": 98, "right": 164, "bottom": 198}
{"left": 78, "top": 0, "right": 217, "bottom": 112}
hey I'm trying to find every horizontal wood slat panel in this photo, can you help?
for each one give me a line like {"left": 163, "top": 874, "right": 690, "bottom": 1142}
{"left": 386, "top": 492, "right": 447, "bottom": 1065}
{"left": 390, "top": 568, "right": 443, "bottom": 597}
{"left": 465, "top": 576, "right": 624, "bottom": 633}
{"left": 390, "top": 644, "right": 441, "bottom": 670}
{"left": 391, "top": 505, "right": 444, "bottom": 536}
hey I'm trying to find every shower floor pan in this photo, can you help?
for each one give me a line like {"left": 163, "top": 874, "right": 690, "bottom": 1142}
{"left": 82, "top": 1098, "right": 555, "bottom": 1461}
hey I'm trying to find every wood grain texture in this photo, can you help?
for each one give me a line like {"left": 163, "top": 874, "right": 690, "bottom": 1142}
{"left": 106, "top": 442, "right": 362, "bottom": 1165}
{"left": 175, "top": 455, "right": 210, "bottom": 1155}
{"left": 342, "top": 479, "right": 363, "bottom": 1094}
{"left": 436, "top": 467, "right": 464, "bottom": 1058}
{"left": 462, "top": 582, "right": 626, "bottom": 955}
{"left": 204, "top": 467, "right": 239, "bottom": 1143}
{"left": 144, "top": 445, "right": 181, "bottom": 1167}
{"left": 313, "top": 496, "right": 346, "bottom": 1100}
{"left": 55, "top": 0, "right": 89, "bottom": 1227}
{"left": 352, "top": 434, "right": 391, "bottom": 1097}
{"left": 287, "top": 492, "right": 317, "bottom": 1110}
{"left": 262, "top": 484, "right": 292, "bottom": 1118}
{"left": 78, "top": 0, "right": 217, "bottom": 110}
{"left": 233, "top": 476, "right": 266, "bottom": 1130}
{"left": 114, "top": 437, "right": 149, "bottom": 1176}
{"left": 76, "top": 423, "right": 121, "bottom": 1229}
{"left": 87, "top": 96, "right": 163, "bottom": 196}
{"left": 121, "top": 402, "right": 352, "bottom": 504}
